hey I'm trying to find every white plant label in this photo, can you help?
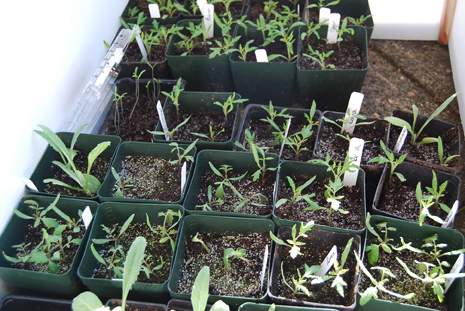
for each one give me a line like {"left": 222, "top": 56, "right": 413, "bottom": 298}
{"left": 342, "top": 91, "right": 364, "bottom": 135}
{"left": 255, "top": 49, "right": 269, "bottom": 63}
{"left": 156, "top": 100, "right": 170, "bottom": 141}
{"left": 319, "top": 8, "right": 331, "bottom": 24}
{"left": 196, "top": 0, "right": 208, "bottom": 14}
{"left": 259, "top": 245, "right": 269, "bottom": 289}
{"left": 24, "top": 178, "right": 39, "bottom": 192}
{"left": 148, "top": 3, "right": 161, "bottom": 18}
{"left": 442, "top": 200, "right": 459, "bottom": 228}
{"left": 317, "top": 245, "right": 338, "bottom": 276}
{"left": 394, "top": 127, "right": 408, "bottom": 153}
{"left": 202, "top": 4, "right": 214, "bottom": 39}
{"left": 445, "top": 254, "right": 464, "bottom": 292}
{"left": 297, "top": 4, "right": 300, "bottom": 17}
{"left": 343, "top": 137, "right": 365, "bottom": 187}
{"left": 112, "top": 278, "right": 123, "bottom": 282}
{"left": 133, "top": 25, "right": 148, "bottom": 62}
{"left": 181, "top": 162, "right": 187, "bottom": 192}
{"left": 279, "top": 118, "right": 292, "bottom": 158}
{"left": 326, "top": 13, "right": 341, "bottom": 44}
{"left": 82, "top": 206, "right": 93, "bottom": 229}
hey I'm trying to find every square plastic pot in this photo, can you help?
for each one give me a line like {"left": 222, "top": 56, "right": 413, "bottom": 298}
{"left": 168, "top": 215, "right": 275, "bottom": 307}
{"left": 184, "top": 150, "right": 279, "bottom": 217}
{"left": 78, "top": 202, "right": 182, "bottom": 300}
{"left": 28, "top": 132, "right": 121, "bottom": 201}
{"left": 268, "top": 223, "right": 362, "bottom": 310}
{"left": 0, "top": 295, "right": 71, "bottom": 311}
{"left": 98, "top": 141, "right": 196, "bottom": 203}
{"left": 296, "top": 26, "right": 368, "bottom": 112}
{"left": 121, "top": 0, "right": 180, "bottom": 26}
{"left": 0, "top": 195, "right": 98, "bottom": 296}
{"left": 273, "top": 160, "right": 366, "bottom": 235}
{"left": 167, "top": 299, "right": 212, "bottom": 311}
{"left": 153, "top": 91, "right": 242, "bottom": 150}
{"left": 239, "top": 302, "right": 337, "bottom": 311}
{"left": 372, "top": 162, "right": 461, "bottom": 227}
{"left": 362, "top": 215, "right": 465, "bottom": 311}
{"left": 106, "top": 299, "right": 166, "bottom": 310}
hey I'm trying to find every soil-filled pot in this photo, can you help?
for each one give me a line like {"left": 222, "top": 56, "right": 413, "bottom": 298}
{"left": 184, "top": 150, "right": 279, "bottom": 217}
{"left": 268, "top": 223, "right": 362, "bottom": 310}
{"left": 28, "top": 132, "right": 121, "bottom": 200}
{"left": 0, "top": 195, "right": 98, "bottom": 296}
{"left": 273, "top": 160, "right": 366, "bottom": 234}
{"left": 359, "top": 215, "right": 464, "bottom": 311}
{"left": 236, "top": 104, "right": 321, "bottom": 161}
{"left": 167, "top": 299, "right": 212, "bottom": 311}
{"left": 239, "top": 302, "right": 337, "bottom": 311}
{"left": 0, "top": 295, "right": 71, "bottom": 311}
{"left": 296, "top": 26, "right": 368, "bottom": 111}
{"left": 166, "top": 20, "right": 235, "bottom": 91}
{"left": 100, "top": 78, "right": 182, "bottom": 142}
{"left": 153, "top": 91, "right": 243, "bottom": 150}
{"left": 168, "top": 215, "right": 274, "bottom": 307}
{"left": 106, "top": 299, "right": 166, "bottom": 311}
{"left": 372, "top": 162, "right": 461, "bottom": 227}
{"left": 98, "top": 141, "right": 196, "bottom": 203}
{"left": 121, "top": 0, "right": 180, "bottom": 26}
{"left": 78, "top": 202, "right": 182, "bottom": 300}
{"left": 387, "top": 110, "right": 463, "bottom": 174}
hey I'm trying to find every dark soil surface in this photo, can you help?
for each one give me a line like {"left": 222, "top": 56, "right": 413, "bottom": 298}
{"left": 124, "top": 42, "right": 167, "bottom": 63}
{"left": 108, "top": 299, "right": 164, "bottom": 311}
{"left": 2, "top": 300, "right": 71, "bottom": 311}
{"left": 245, "top": 41, "right": 294, "bottom": 63}
{"left": 276, "top": 174, "right": 364, "bottom": 230}
{"left": 44, "top": 151, "right": 110, "bottom": 197}
{"left": 214, "top": 1, "right": 244, "bottom": 15}
{"left": 177, "top": 231, "right": 269, "bottom": 297}
{"left": 248, "top": 0, "right": 298, "bottom": 20}
{"left": 173, "top": 36, "right": 219, "bottom": 56}
{"left": 116, "top": 155, "right": 185, "bottom": 201}
{"left": 315, "top": 118, "right": 388, "bottom": 164}
{"left": 272, "top": 228, "right": 357, "bottom": 306}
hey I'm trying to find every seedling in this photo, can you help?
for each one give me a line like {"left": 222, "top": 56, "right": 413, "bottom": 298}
{"left": 270, "top": 222, "right": 314, "bottom": 259}
{"left": 111, "top": 167, "right": 134, "bottom": 198}
{"left": 247, "top": 130, "right": 277, "bottom": 182}
{"left": 259, "top": 102, "right": 291, "bottom": 146}
{"left": 328, "top": 238, "right": 353, "bottom": 297}
{"left": 129, "top": 67, "right": 146, "bottom": 119}
{"left": 149, "top": 115, "right": 191, "bottom": 140}
{"left": 223, "top": 248, "right": 248, "bottom": 269}
{"left": 303, "top": 45, "right": 335, "bottom": 69}
{"left": 175, "top": 22, "right": 207, "bottom": 56}
{"left": 276, "top": 176, "right": 319, "bottom": 210}
{"left": 192, "top": 124, "right": 225, "bottom": 142}
{"left": 307, "top": 0, "right": 340, "bottom": 10}
{"left": 364, "top": 213, "right": 397, "bottom": 265}
{"left": 169, "top": 140, "right": 197, "bottom": 165}
{"left": 146, "top": 209, "right": 182, "bottom": 251}
{"left": 120, "top": 8, "right": 147, "bottom": 29}
{"left": 419, "top": 136, "right": 459, "bottom": 166}
{"left": 368, "top": 140, "right": 406, "bottom": 182}
{"left": 213, "top": 93, "right": 247, "bottom": 122}
{"left": 192, "top": 233, "right": 210, "bottom": 252}
{"left": 263, "top": 0, "right": 278, "bottom": 19}
{"left": 416, "top": 172, "right": 452, "bottom": 226}
{"left": 190, "top": 266, "right": 230, "bottom": 311}
{"left": 208, "top": 14, "right": 245, "bottom": 59}
{"left": 282, "top": 263, "right": 327, "bottom": 296}
{"left": 285, "top": 125, "right": 314, "bottom": 160}
{"left": 210, "top": 0, "right": 242, "bottom": 13}
{"left": 236, "top": 39, "right": 257, "bottom": 61}
{"left": 336, "top": 18, "right": 355, "bottom": 43}
{"left": 345, "top": 15, "right": 371, "bottom": 27}
{"left": 323, "top": 114, "right": 374, "bottom": 140}
{"left": 162, "top": 78, "right": 184, "bottom": 120}
{"left": 112, "top": 87, "right": 127, "bottom": 133}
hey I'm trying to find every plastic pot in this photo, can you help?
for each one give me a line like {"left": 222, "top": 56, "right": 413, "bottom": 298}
{"left": 167, "top": 299, "right": 212, "bottom": 311}
{"left": 168, "top": 215, "right": 275, "bottom": 307}
{"left": 268, "top": 223, "right": 362, "bottom": 310}
{"left": 106, "top": 299, "right": 166, "bottom": 311}
{"left": 273, "top": 160, "right": 366, "bottom": 235}
{"left": 121, "top": 0, "right": 180, "bottom": 26}
{"left": 0, "top": 195, "right": 98, "bottom": 296}
{"left": 98, "top": 141, "right": 196, "bottom": 203}
{"left": 153, "top": 91, "right": 242, "bottom": 150}
{"left": 28, "top": 132, "right": 121, "bottom": 201}
{"left": 184, "top": 150, "right": 279, "bottom": 217}
{"left": 296, "top": 26, "right": 368, "bottom": 112}
{"left": 362, "top": 215, "right": 465, "bottom": 311}
{"left": 372, "top": 162, "right": 461, "bottom": 226}
{"left": 239, "top": 302, "right": 337, "bottom": 311}
{"left": 0, "top": 295, "right": 71, "bottom": 311}
{"left": 78, "top": 202, "right": 182, "bottom": 300}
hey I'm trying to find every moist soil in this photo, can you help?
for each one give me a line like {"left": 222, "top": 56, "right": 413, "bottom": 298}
{"left": 12, "top": 223, "right": 85, "bottom": 274}
{"left": 94, "top": 222, "right": 175, "bottom": 283}
{"left": 276, "top": 174, "right": 364, "bottom": 230}
{"left": 248, "top": 0, "right": 297, "bottom": 20}
{"left": 214, "top": 1, "right": 244, "bottom": 15}
{"left": 272, "top": 229, "right": 357, "bottom": 306}
{"left": 316, "top": 118, "right": 388, "bottom": 164}
{"left": 116, "top": 155, "right": 185, "bottom": 201}
{"left": 44, "top": 151, "right": 110, "bottom": 197}
{"left": 108, "top": 299, "right": 164, "bottom": 311}
{"left": 2, "top": 300, "right": 71, "bottom": 311}
{"left": 177, "top": 231, "right": 269, "bottom": 297}
{"left": 124, "top": 42, "right": 167, "bottom": 63}
{"left": 173, "top": 36, "right": 220, "bottom": 56}
{"left": 196, "top": 170, "right": 275, "bottom": 215}
{"left": 132, "top": 0, "right": 182, "bottom": 18}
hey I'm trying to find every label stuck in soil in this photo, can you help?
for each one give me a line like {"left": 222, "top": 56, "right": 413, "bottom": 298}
{"left": 342, "top": 91, "right": 364, "bottom": 135}
{"left": 442, "top": 200, "right": 459, "bottom": 228}
{"left": 279, "top": 118, "right": 292, "bottom": 158}
{"left": 326, "top": 13, "right": 341, "bottom": 44}
{"left": 82, "top": 206, "right": 93, "bottom": 229}
{"left": 394, "top": 127, "right": 408, "bottom": 153}
{"left": 132, "top": 25, "right": 148, "bottom": 62}
{"left": 445, "top": 253, "right": 464, "bottom": 292}
{"left": 197, "top": 0, "right": 208, "bottom": 13}
{"left": 318, "top": 245, "right": 338, "bottom": 276}
{"left": 259, "top": 245, "right": 269, "bottom": 290}
{"left": 156, "top": 100, "right": 170, "bottom": 141}
{"left": 148, "top": 3, "right": 161, "bottom": 18}
{"left": 255, "top": 49, "right": 269, "bottom": 62}
{"left": 343, "top": 137, "right": 364, "bottom": 187}
{"left": 181, "top": 162, "right": 187, "bottom": 192}
{"left": 202, "top": 4, "right": 214, "bottom": 39}
{"left": 319, "top": 8, "right": 331, "bottom": 24}
{"left": 24, "top": 178, "right": 39, "bottom": 192}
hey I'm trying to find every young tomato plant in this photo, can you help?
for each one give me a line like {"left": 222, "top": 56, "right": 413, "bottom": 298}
{"left": 368, "top": 140, "right": 406, "bottom": 182}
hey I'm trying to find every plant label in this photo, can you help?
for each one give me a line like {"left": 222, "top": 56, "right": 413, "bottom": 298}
{"left": 343, "top": 137, "right": 364, "bottom": 187}
{"left": 259, "top": 245, "right": 269, "bottom": 290}
{"left": 24, "top": 178, "right": 39, "bottom": 192}
{"left": 342, "top": 91, "right": 364, "bottom": 135}
{"left": 318, "top": 245, "right": 338, "bottom": 276}
{"left": 156, "top": 100, "right": 170, "bottom": 141}
{"left": 319, "top": 8, "right": 331, "bottom": 24}
{"left": 148, "top": 3, "right": 161, "bottom": 18}
{"left": 197, "top": 0, "right": 208, "bottom": 14}
{"left": 202, "top": 4, "right": 214, "bottom": 39}
{"left": 326, "top": 13, "right": 340, "bottom": 44}
{"left": 445, "top": 253, "right": 464, "bottom": 292}
{"left": 181, "top": 162, "right": 187, "bottom": 192}
{"left": 82, "top": 206, "right": 93, "bottom": 229}
{"left": 442, "top": 200, "right": 459, "bottom": 228}
{"left": 112, "top": 278, "right": 123, "bottom": 282}
{"left": 394, "top": 127, "right": 408, "bottom": 153}
{"left": 297, "top": 4, "right": 300, "bottom": 17}
{"left": 132, "top": 25, "right": 148, "bottom": 62}
{"left": 279, "top": 118, "right": 292, "bottom": 158}
{"left": 255, "top": 49, "right": 269, "bottom": 62}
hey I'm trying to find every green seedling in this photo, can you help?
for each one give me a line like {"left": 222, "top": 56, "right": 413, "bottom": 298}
{"left": 223, "top": 248, "right": 248, "bottom": 269}
{"left": 270, "top": 222, "right": 314, "bottom": 259}
{"left": 368, "top": 140, "right": 406, "bottom": 182}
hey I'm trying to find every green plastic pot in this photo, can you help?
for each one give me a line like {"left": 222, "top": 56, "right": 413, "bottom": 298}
{"left": 28, "top": 132, "right": 121, "bottom": 201}
{"left": 106, "top": 299, "right": 166, "bottom": 310}
{"left": 0, "top": 295, "right": 72, "bottom": 311}
{"left": 153, "top": 91, "right": 242, "bottom": 150}
{"left": 362, "top": 215, "right": 465, "bottom": 311}
{"left": 121, "top": 0, "right": 180, "bottom": 26}
{"left": 78, "top": 202, "right": 182, "bottom": 300}
{"left": 273, "top": 160, "right": 366, "bottom": 235}
{"left": 239, "top": 302, "right": 337, "bottom": 311}
{"left": 168, "top": 215, "right": 275, "bottom": 307}
{"left": 296, "top": 26, "right": 368, "bottom": 112}
{"left": 184, "top": 150, "right": 279, "bottom": 217}
{"left": 268, "top": 222, "right": 362, "bottom": 310}
{"left": 0, "top": 195, "right": 98, "bottom": 296}
{"left": 98, "top": 141, "right": 196, "bottom": 203}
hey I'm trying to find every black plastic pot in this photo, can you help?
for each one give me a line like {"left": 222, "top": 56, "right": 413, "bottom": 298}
{"left": 0, "top": 195, "right": 98, "bottom": 296}
{"left": 168, "top": 215, "right": 274, "bottom": 307}
{"left": 268, "top": 223, "right": 362, "bottom": 310}
{"left": 372, "top": 162, "right": 461, "bottom": 227}
{"left": 239, "top": 302, "right": 337, "bottom": 311}
{"left": 28, "top": 132, "right": 121, "bottom": 201}
{"left": 121, "top": 0, "right": 180, "bottom": 26}
{"left": 98, "top": 141, "right": 196, "bottom": 203}
{"left": 106, "top": 299, "right": 166, "bottom": 311}
{"left": 78, "top": 202, "right": 182, "bottom": 300}
{"left": 296, "top": 26, "right": 368, "bottom": 112}
{"left": 184, "top": 149, "right": 279, "bottom": 217}
{"left": 0, "top": 295, "right": 71, "bottom": 311}
{"left": 167, "top": 299, "right": 212, "bottom": 311}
